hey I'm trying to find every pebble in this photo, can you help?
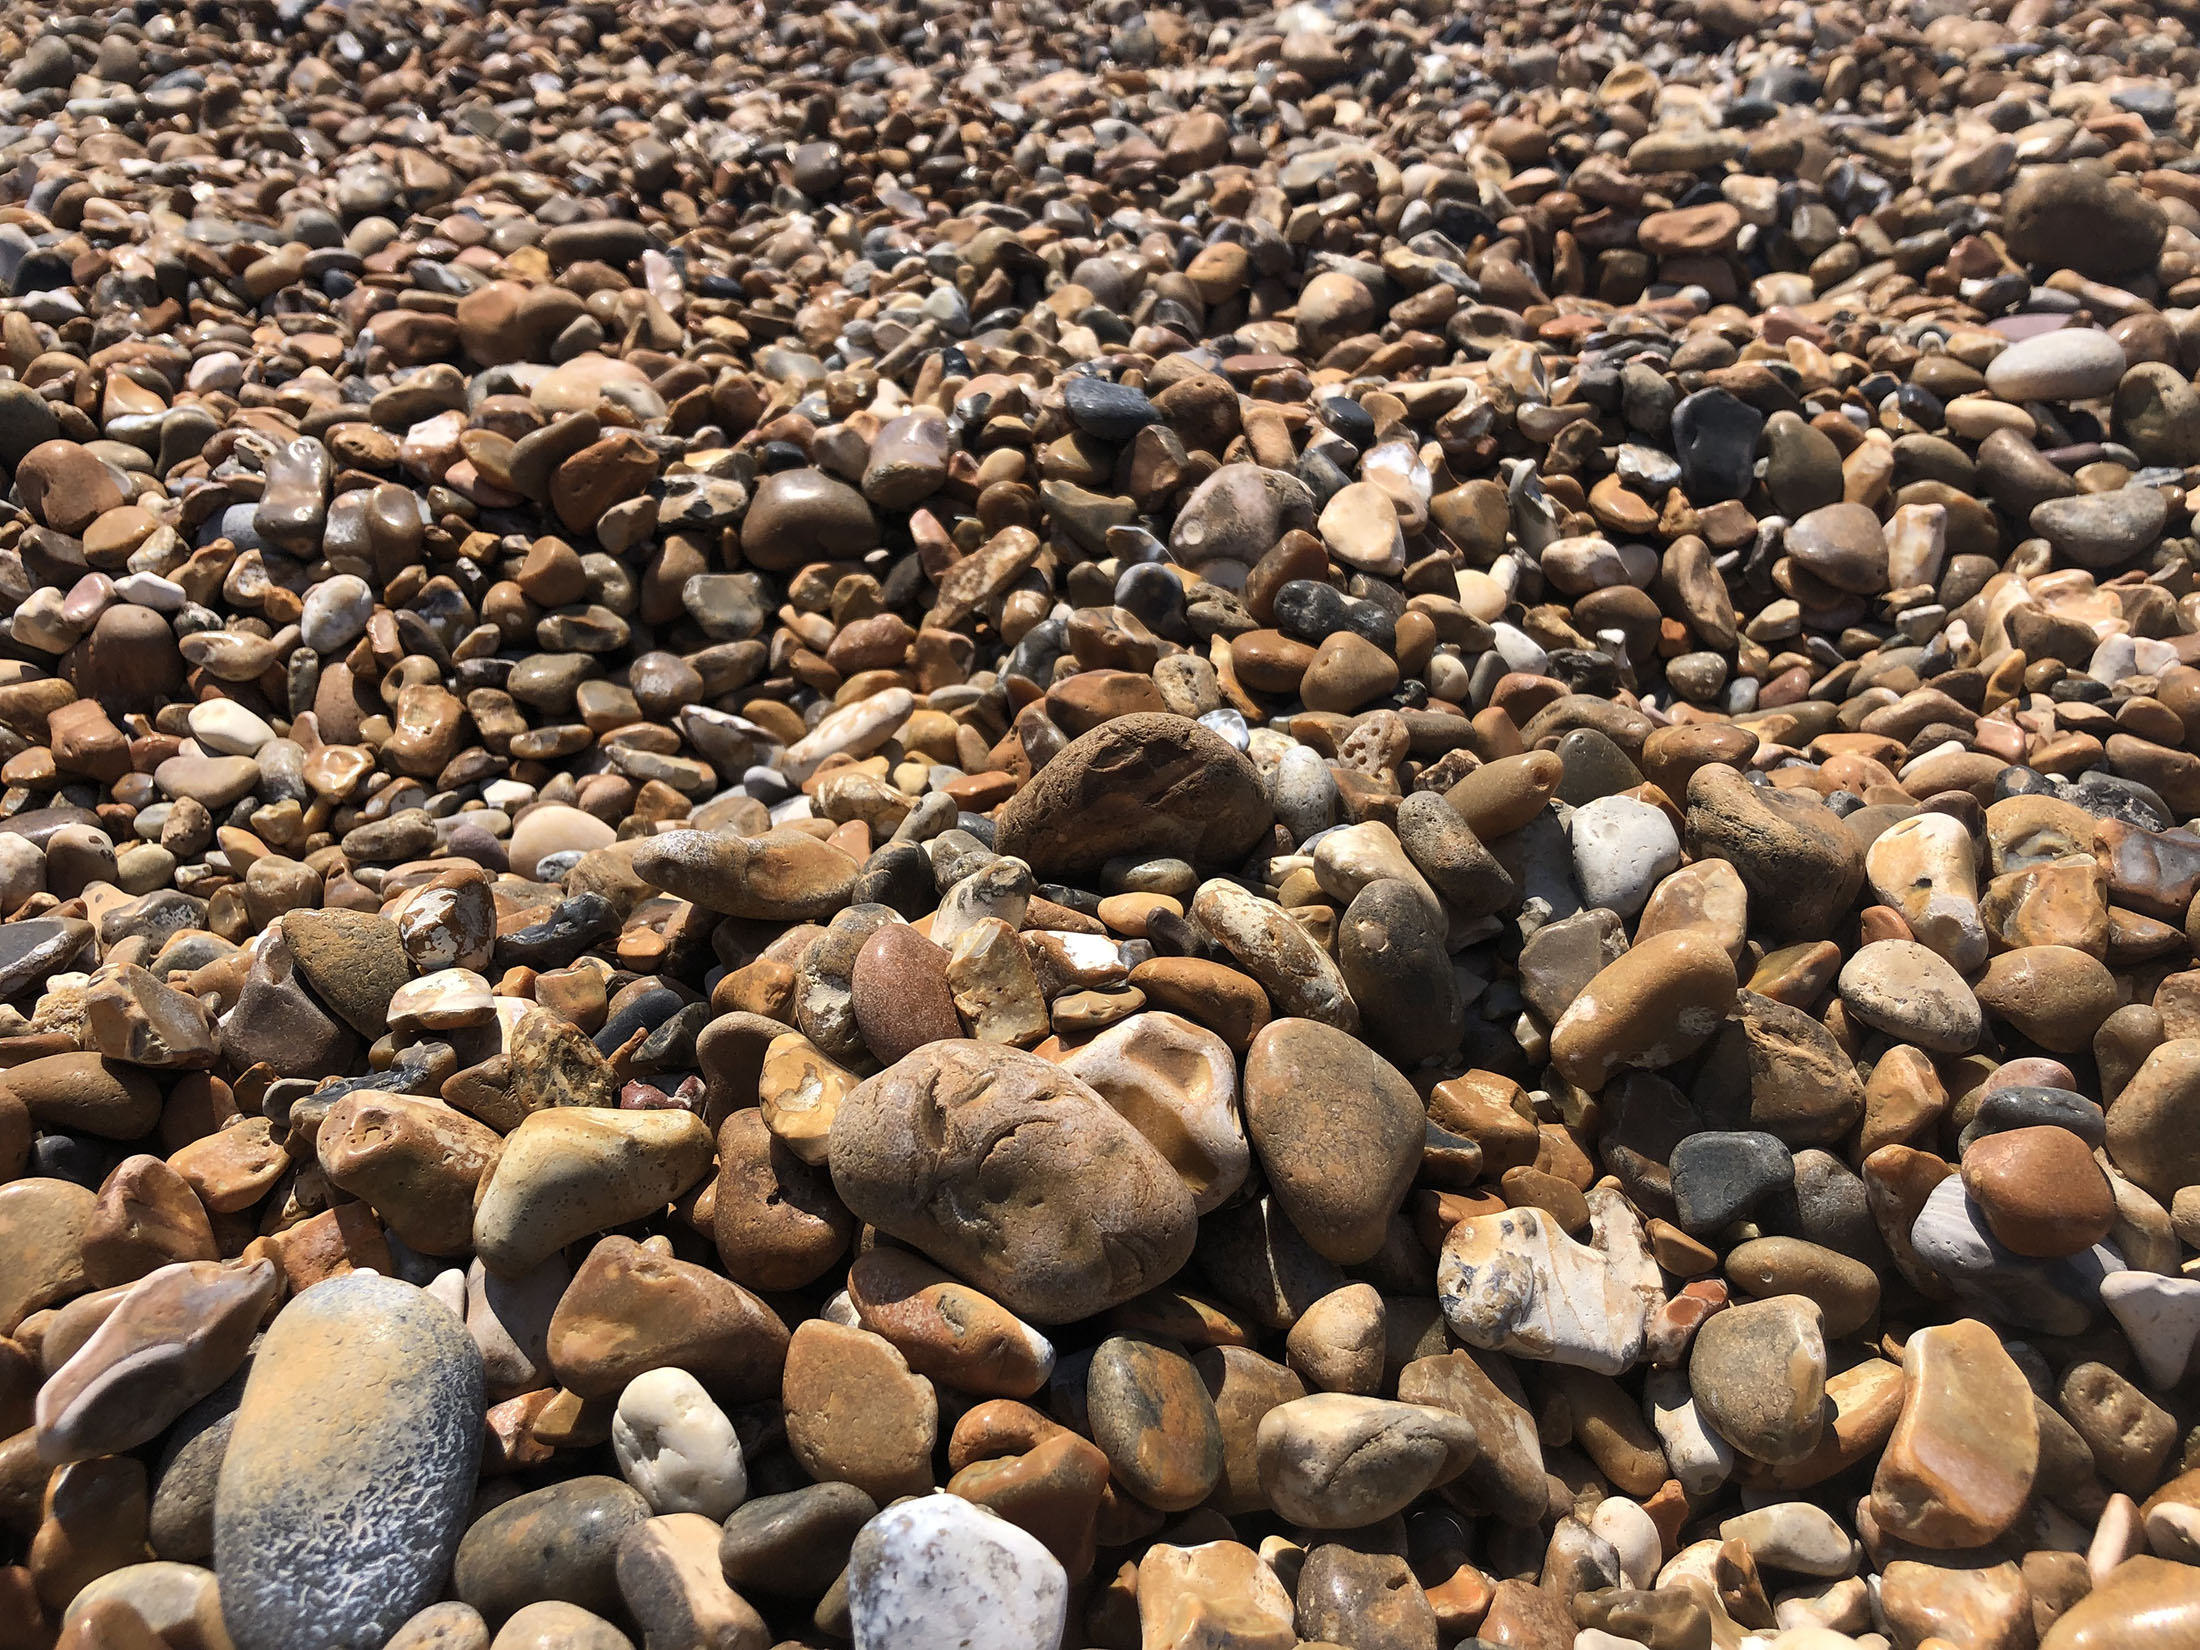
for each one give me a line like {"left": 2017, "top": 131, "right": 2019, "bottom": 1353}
{"left": 1241, "top": 1017, "right": 1421, "bottom": 1264}
{"left": 214, "top": 1275, "right": 484, "bottom": 1650}
{"left": 1254, "top": 1393, "right": 1478, "bottom": 1528}
{"left": 1687, "top": 1295, "right": 1828, "bottom": 1467}
{"left": 1870, "top": 1318, "right": 2039, "bottom": 1550}
{"left": 472, "top": 1109, "right": 715, "bottom": 1276}
{"left": 844, "top": 1494, "right": 1067, "bottom": 1650}
{"left": 828, "top": 1041, "right": 1196, "bottom": 1323}
{"left": 781, "top": 1319, "right": 938, "bottom": 1504}
{"left": 608, "top": 1368, "right": 746, "bottom": 1520}
{"left": 1984, "top": 329, "right": 2130, "bottom": 402}
{"left": 452, "top": 1476, "right": 648, "bottom": 1623}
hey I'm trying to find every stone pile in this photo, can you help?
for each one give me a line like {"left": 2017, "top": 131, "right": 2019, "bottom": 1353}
{"left": 9, "top": 0, "right": 2200, "bottom": 1645}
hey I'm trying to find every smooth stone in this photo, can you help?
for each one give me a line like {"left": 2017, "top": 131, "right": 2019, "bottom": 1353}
{"left": 610, "top": 1368, "right": 746, "bottom": 1520}
{"left": 613, "top": 1513, "right": 769, "bottom": 1650}
{"left": 632, "top": 827, "right": 857, "bottom": 920}
{"left": 719, "top": 1482, "right": 878, "bottom": 1599}
{"left": 2101, "top": 1270, "right": 2200, "bottom": 1389}
{"left": 2104, "top": 1038, "right": 2200, "bottom": 1201}
{"left": 845, "top": 1248, "right": 1055, "bottom": 1397}
{"left": 454, "top": 1477, "right": 650, "bottom": 1622}
{"left": 2039, "top": 1556, "right": 2200, "bottom": 1649}
{"left": 1863, "top": 811, "right": 1988, "bottom": 973}
{"left": 2002, "top": 165, "right": 2168, "bottom": 278}
{"left": 1869, "top": 1317, "right": 2039, "bottom": 1549}
{"left": 215, "top": 1274, "right": 485, "bottom": 1650}
{"left": 488, "top": 1603, "right": 632, "bottom": 1650}
{"left": 279, "top": 908, "right": 411, "bottom": 1038}
{"left": 1687, "top": 1295, "right": 1827, "bottom": 1467}
{"left": 1962, "top": 1125, "right": 2116, "bottom": 1258}
{"left": 850, "top": 923, "right": 960, "bottom": 1065}
{"left": 844, "top": 1494, "right": 1068, "bottom": 1650}
{"left": 1192, "top": 878, "right": 1358, "bottom": 1031}
{"left": 1569, "top": 795, "right": 1681, "bottom": 917}
{"left": 1254, "top": 1392, "right": 1478, "bottom": 1528}
{"left": 1136, "top": 1541, "right": 1295, "bottom": 1650}
{"left": 992, "top": 714, "right": 1273, "bottom": 878}
{"left": 781, "top": 1319, "right": 938, "bottom": 1504}
{"left": 1549, "top": 928, "right": 1738, "bottom": 1091}
{"left": 828, "top": 1040, "right": 1197, "bottom": 1323}
{"left": 472, "top": 1108, "right": 716, "bottom": 1276}
{"left": 546, "top": 1235, "right": 789, "bottom": 1402}
{"left": 1986, "top": 328, "right": 2129, "bottom": 401}
{"left": 1295, "top": 1544, "right": 1439, "bottom": 1650}
{"left": 1685, "top": 766, "right": 1863, "bottom": 939}
{"left": 1836, "top": 940, "right": 1982, "bottom": 1054}
{"left": 37, "top": 1258, "right": 278, "bottom": 1464}
{"left": 2032, "top": 486, "right": 2172, "bottom": 568}
{"left": 1241, "top": 1017, "right": 1421, "bottom": 1265}
{"left": 1086, "top": 1334, "right": 1224, "bottom": 1511}
{"left": 1058, "top": 1010, "right": 1247, "bottom": 1215}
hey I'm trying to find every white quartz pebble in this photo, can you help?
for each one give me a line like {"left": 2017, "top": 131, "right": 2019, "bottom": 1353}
{"left": 846, "top": 1493, "right": 1067, "bottom": 1650}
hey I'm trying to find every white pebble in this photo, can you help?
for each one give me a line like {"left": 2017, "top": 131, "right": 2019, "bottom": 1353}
{"left": 846, "top": 1494, "right": 1067, "bottom": 1650}
{"left": 611, "top": 1368, "right": 747, "bottom": 1520}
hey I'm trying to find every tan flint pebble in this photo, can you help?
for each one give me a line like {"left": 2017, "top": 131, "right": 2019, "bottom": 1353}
{"left": 1059, "top": 1010, "right": 1247, "bottom": 1215}
{"left": 1549, "top": 928, "right": 1738, "bottom": 1090}
{"left": 1126, "top": 957, "right": 1272, "bottom": 1052}
{"left": 1444, "top": 751, "right": 1562, "bottom": 839}
{"left": 1722, "top": 1237, "right": 1880, "bottom": 1338}
{"left": 1134, "top": 1540, "right": 1295, "bottom": 1650}
{"left": 1191, "top": 879, "right": 1358, "bottom": 1032}
{"left": 1634, "top": 857, "right": 1749, "bottom": 958}
{"left": 2040, "top": 1555, "right": 2200, "bottom": 1649}
{"left": 944, "top": 916, "right": 1052, "bottom": 1046}
{"left": 0, "top": 1178, "right": 96, "bottom": 1334}
{"left": 756, "top": 1032, "right": 858, "bottom": 1166}
{"left": 846, "top": 1247, "right": 1055, "bottom": 1398}
{"left": 1879, "top": 1557, "right": 2034, "bottom": 1650}
{"left": 1961, "top": 1126, "right": 2116, "bottom": 1257}
{"left": 1864, "top": 811, "right": 1988, "bottom": 972}
{"left": 1086, "top": 1333, "right": 1224, "bottom": 1512}
{"left": 1284, "top": 1284, "right": 1387, "bottom": 1396}
{"left": 611, "top": 1513, "right": 769, "bottom": 1650}
{"left": 710, "top": 1110, "right": 853, "bottom": 1293}
{"left": 829, "top": 1040, "right": 1197, "bottom": 1324}
{"left": 79, "top": 1154, "right": 216, "bottom": 1288}
{"left": 631, "top": 827, "right": 857, "bottom": 920}
{"left": 316, "top": 1092, "right": 502, "bottom": 1256}
{"left": 1254, "top": 1392, "right": 1477, "bottom": 1528}
{"left": 1687, "top": 1295, "right": 1828, "bottom": 1467}
{"left": 1871, "top": 1317, "right": 2039, "bottom": 1550}
{"left": 1196, "top": 1345, "right": 1309, "bottom": 1517}
{"left": 1836, "top": 939, "right": 1982, "bottom": 1054}
{"left": 489, "top": 1601, "right": 633, "bottom": 1650}
{"left": 472, "top": 1108, "right": 715, "bottom": 1276}
{"left": 1974, "top": 945, "right": 2120, "bottom": 1052}
{"left": 4, "top": 1053, "right": 162, "bottom": 1141}
{"left": 546, "top": 1235, "right": 790, "bottom": 1402}
{"left": 781, "top": 1319, "right": 938, "bottom": 1504}
{"left": 943, "top": 1427, "right": 1110, "bottom": 1576}
{"left": 2105, "top": 1038, "right": 2200, "bottom": 1202}
{"left": 58, "top": 1563, "right": 225, "bottom": 1649}
{"left": 1240, "top": 1017, "right": 1421, "bottom": 1265}
{"left": 36, "top": 1257, "right": 277, "bottom": 1464}
{"left": 384, "top": 1601, "right": 490, "bottom": 1650}
{"left": 1685, "top": 765, "right": 1864, "bottom": 940}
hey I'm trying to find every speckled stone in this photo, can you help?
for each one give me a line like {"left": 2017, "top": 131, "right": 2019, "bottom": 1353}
{"left": 214, "top": 1274, "right": 485, "bottom": 1650}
